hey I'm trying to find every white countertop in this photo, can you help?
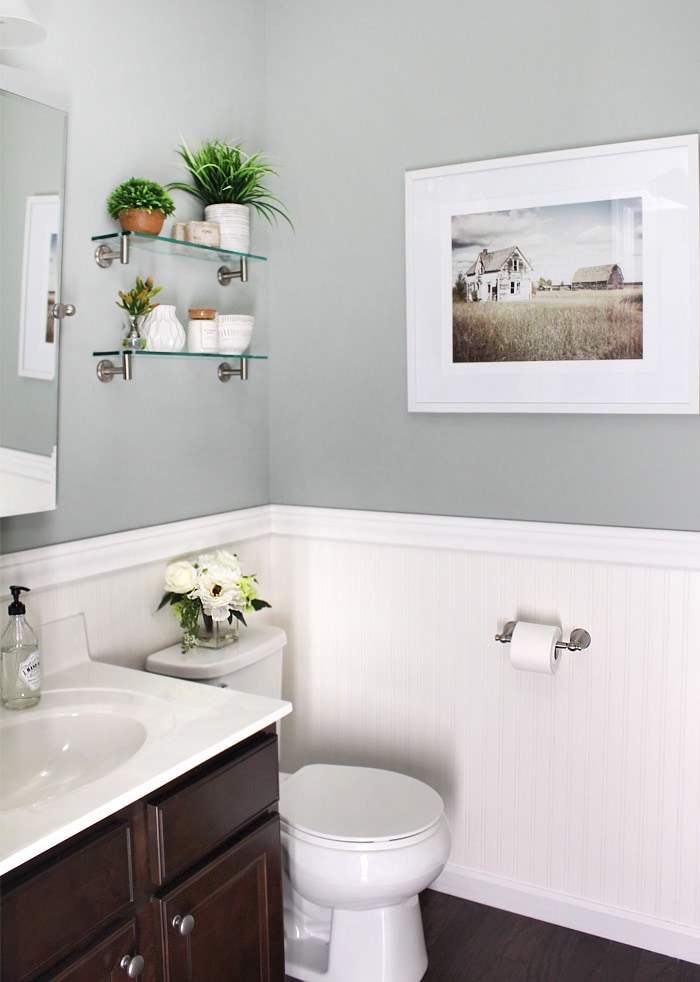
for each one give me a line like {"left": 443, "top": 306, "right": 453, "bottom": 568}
{"left": 0, "top": 618, "right": 291, "bottom": 876}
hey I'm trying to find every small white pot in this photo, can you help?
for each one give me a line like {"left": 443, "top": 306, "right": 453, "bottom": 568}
{"left": 204, "top": 203, "right": 251, "bottom": 254}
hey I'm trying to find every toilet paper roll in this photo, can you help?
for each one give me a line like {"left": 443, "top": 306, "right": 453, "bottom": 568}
{"left": 509, "top": 621, "right": 562, "bottom": 674}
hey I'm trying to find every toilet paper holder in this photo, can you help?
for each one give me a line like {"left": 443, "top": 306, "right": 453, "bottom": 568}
{"left": 495, "top": 621, "right": 591, "bottom": 652}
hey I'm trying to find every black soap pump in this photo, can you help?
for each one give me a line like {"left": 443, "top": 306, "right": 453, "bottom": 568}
{"left": 1, "top": 585, "right": 41, "bottom": 709}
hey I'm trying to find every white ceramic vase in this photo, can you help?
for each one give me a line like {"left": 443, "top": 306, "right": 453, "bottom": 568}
{"left": 204, "top": 203, "right": 251, "bottom": 254}
{"left": 141, "top": 305, "right": 186, "bottom": 352}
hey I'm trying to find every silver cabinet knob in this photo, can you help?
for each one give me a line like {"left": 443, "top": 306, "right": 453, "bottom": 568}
{"left": 172, "top": 913, "right": 195, "bottom": 936}
{"left": 120, "top": 954, "right": 145, "bottom": 978}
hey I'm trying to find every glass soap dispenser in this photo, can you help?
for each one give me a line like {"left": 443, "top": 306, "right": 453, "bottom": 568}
{"left": 1, "top": 585, "right": 41, "bottom": 709}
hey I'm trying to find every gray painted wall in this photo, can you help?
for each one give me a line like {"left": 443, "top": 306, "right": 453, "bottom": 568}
{"left": 1, "top": 0, "right": 271, "bottom": 553}
{"left": 2, "top": 0, "right": 700, "bottom": 555}
{"left": 266, "top": 0, "right": 700, "bottom": 531}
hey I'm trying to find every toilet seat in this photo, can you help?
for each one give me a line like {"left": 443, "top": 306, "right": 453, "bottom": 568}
{"left": 279, "top": 764, "right": 445, "bottom": 843}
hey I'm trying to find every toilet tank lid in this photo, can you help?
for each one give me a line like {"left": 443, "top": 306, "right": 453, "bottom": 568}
{"left": 145, "top": 625, "right": 286, "bottom": 680}
{"left": 279, "top": 764, "right": 445, "bottom": 842}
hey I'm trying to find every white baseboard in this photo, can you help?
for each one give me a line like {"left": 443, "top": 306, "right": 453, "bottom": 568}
{"left": 432, "top": 864, "right": 700, "bottom": 965}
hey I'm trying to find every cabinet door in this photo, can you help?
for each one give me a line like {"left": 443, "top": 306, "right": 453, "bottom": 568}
{"left": 155, "top": 815, "right": 284, "bottom": 982}
{"left": 2, "top": 822, "right": 134, "bottom": 981}
{"left": 43, "top": 921, "right": 141, "bottom": 982}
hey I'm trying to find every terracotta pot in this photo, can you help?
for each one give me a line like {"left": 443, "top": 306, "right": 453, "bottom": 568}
{"left": 118, "top": 208, "right": 165, "bottom": 235}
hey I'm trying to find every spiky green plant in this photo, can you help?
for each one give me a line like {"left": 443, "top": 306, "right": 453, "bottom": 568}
{"left": 167, "top": 138, "right": 293, "bottom": 228}
{"left": 107, "top": 178, "right": 175, "bottom": 219}
{"left": 115, "top": 276, "right": 162, "bottom": 318}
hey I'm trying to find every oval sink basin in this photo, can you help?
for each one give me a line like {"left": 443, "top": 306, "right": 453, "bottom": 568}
{"left": 1, "top": 711, "right": 147, "bottom": 810}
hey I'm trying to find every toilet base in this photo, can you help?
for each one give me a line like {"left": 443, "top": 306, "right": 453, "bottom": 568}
{"left": 284, "top": 895, "right": 428, "bottom": 982}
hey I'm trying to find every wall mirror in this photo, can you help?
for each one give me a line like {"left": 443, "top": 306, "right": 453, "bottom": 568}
{"left": 0, "top": 86, "right": 67, "bottom": 517}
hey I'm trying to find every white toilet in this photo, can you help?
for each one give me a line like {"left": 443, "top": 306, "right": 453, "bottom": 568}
{"left": 147, "top": 626, "right": 451, "bottom": 982}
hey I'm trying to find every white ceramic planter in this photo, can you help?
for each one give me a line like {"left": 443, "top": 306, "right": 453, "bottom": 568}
{"left": 141, "top": 305, "right": 186, "bottom": 352}
{"left": 204, "top": 203, "right": 251, "bottom": 254}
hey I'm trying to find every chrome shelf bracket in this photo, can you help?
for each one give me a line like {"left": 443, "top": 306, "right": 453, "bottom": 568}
{"left": 95, "top": 235, "right": 130, "bottom": 267}
{"left": 217, "top": 257, "right": 248, "bottom": 285}
{"left": 96, "top": 351, "right": 133, "bottom": 382}
{"left": 218, "top": 360, "right": 249, "bottom": 382}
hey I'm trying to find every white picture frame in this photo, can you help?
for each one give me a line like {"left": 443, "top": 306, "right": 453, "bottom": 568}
{"left": 405, "top": 135, "right": 700, "bottom": 413}
{"left": 18, "top": 194, "right": 60, "bottom": 381}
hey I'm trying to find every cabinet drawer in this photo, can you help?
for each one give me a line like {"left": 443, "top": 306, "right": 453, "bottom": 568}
{"left": 148, "top": 733, "right": 278, "bottom": 884}
{"left": 1, "top": 822, "right": 133, "bottom": 982}
{"left": 42, "top": 920, "right": 137, "bottom": 982}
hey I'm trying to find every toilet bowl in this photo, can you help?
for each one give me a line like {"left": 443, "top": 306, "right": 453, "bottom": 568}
{"left": 280, "top": 763, "right": 451, "bottom": 982}
{"left": 146, "top": 627, "right": 451, "bottom": 982}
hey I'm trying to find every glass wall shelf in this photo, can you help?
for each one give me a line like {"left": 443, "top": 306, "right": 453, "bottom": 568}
{"left": 91, "top": 230, "right": 266, "bottom": 264}
{"left": 92, "top": 231, "right": 264, "bottom": 284}
{"left": 92, "top": 349, "right": 266, "bottom": 384}
{"left": 92, "top": 349, "right": 267, "bottom": 360}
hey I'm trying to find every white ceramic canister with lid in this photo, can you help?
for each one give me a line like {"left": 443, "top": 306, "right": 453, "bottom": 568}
{"left": 187, "top": 308, "right": 218, "bottom": 353}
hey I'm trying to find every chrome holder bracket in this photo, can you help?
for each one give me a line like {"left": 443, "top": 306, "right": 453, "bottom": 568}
{"left": 495, "top": 621, "right": 591, "bottom": 652}
{"left": 95, "top": 235, "right": 130, "bottom": 267}
{"left": 96, "top": 351, "right": 133, "bottom": 382}
{"left": 51, "top": 302, "right": 76, "bottom": 319}
{"left": 218, "top": 360, "right": 249, "bottom": 382}
{"left": 217, "top": 257, "right": 248, "bottom": 285}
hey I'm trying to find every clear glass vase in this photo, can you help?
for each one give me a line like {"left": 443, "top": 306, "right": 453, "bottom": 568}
{"left": 195, "top": 612, "right": 239, "bottom": 649}
{"left": 121, "top": 315, "right": 146, "bottom": 350}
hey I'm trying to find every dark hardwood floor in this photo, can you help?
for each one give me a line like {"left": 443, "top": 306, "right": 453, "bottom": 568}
{"left": 286, "top": 889, "right": 700, "bottom": 981}
{"left": 419, "top": 890, "right": 700, "bottom": 981}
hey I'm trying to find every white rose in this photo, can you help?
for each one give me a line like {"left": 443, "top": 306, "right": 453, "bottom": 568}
{"left": 164, "top": 560, "right": 198, "bottom": 595}
{"left": 213, "top": 549, "right": 241, "bottom": 576}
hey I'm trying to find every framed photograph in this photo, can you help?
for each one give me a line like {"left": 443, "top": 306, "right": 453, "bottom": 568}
{"left": 405, "top": 135, "right": 699, "bottom": 413}
{"left": 18, "top": 194, "right": 60, "bottom": 381}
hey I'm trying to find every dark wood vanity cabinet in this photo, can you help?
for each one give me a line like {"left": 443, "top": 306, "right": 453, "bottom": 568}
{"left": 0, "top": 727, "right": 284, "bottom": 982}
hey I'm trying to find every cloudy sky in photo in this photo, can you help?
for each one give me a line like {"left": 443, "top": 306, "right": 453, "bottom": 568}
{"left": 451, "top": 197, "right": 643, "bottom": 286}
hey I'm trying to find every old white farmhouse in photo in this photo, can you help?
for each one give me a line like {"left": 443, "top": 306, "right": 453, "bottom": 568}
{"left": 465, "top": 245, "right": 533, "bottom": 301}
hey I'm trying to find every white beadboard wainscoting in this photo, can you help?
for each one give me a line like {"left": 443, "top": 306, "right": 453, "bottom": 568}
{"left": 2, "top": 505, "right": 699, "bottom": 962}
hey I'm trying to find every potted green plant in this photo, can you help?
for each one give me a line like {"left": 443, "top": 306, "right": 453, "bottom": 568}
{"left": 115, "top": 275, "right": 162, "bottom": 349}
{"left": 167, "top": 138, "right": 292, "bottom": 253}
{"left": 107, "top": 177, "right": 176, "bottom": 235}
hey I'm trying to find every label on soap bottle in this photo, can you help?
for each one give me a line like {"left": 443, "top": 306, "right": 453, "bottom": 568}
{"left": 19, "top": 651, "right": 41, "bottom": 691}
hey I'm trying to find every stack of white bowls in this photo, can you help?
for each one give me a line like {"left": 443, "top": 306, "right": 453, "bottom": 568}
{"left": 218, "top": 314, "right": 254, "bottom": 354}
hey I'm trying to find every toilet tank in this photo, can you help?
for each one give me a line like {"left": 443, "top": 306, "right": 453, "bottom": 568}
{"left": 146, "top": 625, "right": 286, "bottom": 699}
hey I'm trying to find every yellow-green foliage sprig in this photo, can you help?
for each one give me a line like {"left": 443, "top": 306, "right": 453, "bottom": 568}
{"left": 116, "top": 276, "right": 162, "bottom": 318}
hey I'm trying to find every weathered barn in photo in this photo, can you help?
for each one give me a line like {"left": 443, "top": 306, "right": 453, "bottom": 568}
{"left": 465, "top": 246, "right": 533, "bottom": 302}
{"left": 571, "top": 263, "right": 624, "bottom": 290}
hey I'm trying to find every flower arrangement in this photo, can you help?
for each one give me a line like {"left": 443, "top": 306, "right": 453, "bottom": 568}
{"left": 159, "top": 549, "right": 271, "bottom": 653}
